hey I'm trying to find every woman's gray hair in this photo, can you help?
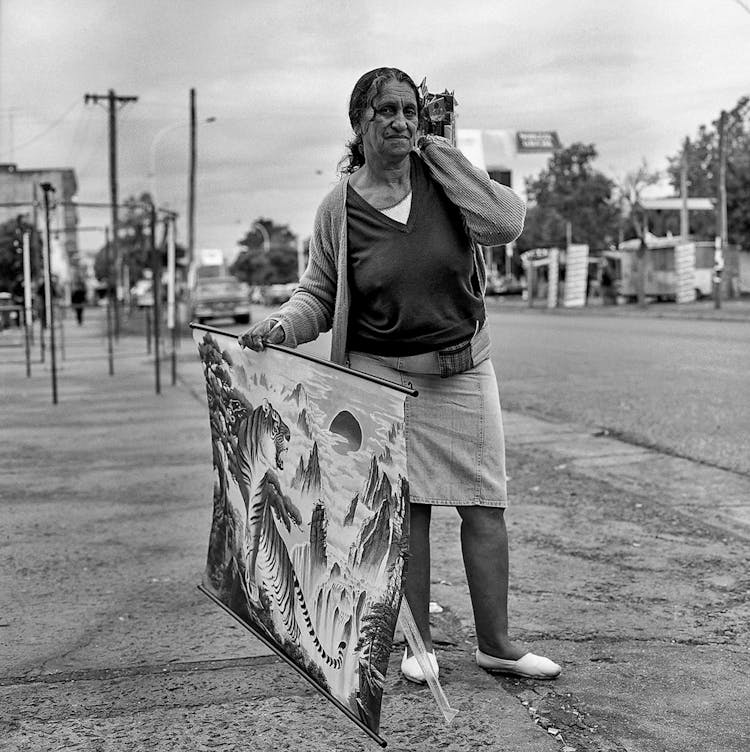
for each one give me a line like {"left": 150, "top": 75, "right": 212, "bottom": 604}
{"left": 339, "top": 67, "right": 422, "bottom": 174}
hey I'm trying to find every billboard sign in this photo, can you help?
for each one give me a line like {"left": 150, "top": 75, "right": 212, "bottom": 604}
{"left": 515, "top": 131, "right": 561, "bottom": 153}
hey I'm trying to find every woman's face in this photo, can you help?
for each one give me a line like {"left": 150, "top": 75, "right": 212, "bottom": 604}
{"left": 359, "top": 80, "right": 419, "bottom": 163}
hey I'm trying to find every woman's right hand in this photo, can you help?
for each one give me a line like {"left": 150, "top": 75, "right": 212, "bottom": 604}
{"left": 238, "top": 318, "right": 285, "bottom": 351}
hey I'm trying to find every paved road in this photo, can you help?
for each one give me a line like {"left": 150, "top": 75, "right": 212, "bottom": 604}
{"left": 238, "top": 302, "right": 750, "bottom": 475}
{"left": 486, "top": 307, "right": 750, "bottom": 475}
{"left": 2, "top": 305, "right": 749, "bottom": 751}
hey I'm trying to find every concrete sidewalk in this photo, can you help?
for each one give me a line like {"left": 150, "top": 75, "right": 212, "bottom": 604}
{"left": 0, "top": 307, "right": 560, "bottom": 752}
{"left": 2, "top": 306, "right": 749, "bottom": 751}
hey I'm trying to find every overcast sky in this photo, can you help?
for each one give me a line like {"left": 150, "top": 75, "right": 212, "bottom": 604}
{"left": 2, "top": 0, "right": 750, "bottom": 258}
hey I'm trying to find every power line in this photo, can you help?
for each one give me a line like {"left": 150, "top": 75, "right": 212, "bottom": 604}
{"left": 65, "top": 105, "right": 96, "bottom": 166}
{"left": 0, "top": 99, "right": 81, "bottom": 159}
{"left": 733, "top": 0, "right": 750, "bottom": 16}
{"left": 75, "top": 119, "right": 108, "bottom": 179}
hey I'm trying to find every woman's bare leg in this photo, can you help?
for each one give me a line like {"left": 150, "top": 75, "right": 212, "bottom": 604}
{"left": 457, "top": 505, "right": 525, "bottom": 659}
{"left": 404, "top": 502, "right": 433, "bottom": 656}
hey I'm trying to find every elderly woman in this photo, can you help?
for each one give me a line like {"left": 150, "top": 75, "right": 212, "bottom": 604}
{"left": 240, "top": 67, "right": 560, "bottom": 683}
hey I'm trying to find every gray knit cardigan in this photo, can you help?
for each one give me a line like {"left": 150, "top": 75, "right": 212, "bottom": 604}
{"left": 274, "top": 135, "right": 526, "bottom": 366}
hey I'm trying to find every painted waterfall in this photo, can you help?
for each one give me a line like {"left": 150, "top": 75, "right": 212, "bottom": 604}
{"left": 193, "top": 328, "right": 410, "bottom": 734}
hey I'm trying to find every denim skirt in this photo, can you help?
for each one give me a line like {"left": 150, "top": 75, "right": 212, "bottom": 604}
{"left": 347, "top": 346, "right": 508, "bottom": 507}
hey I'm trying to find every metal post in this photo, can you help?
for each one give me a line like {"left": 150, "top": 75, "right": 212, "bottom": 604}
{"left": 40, "top": 183, "right": 58, "bottom": 405}
{"left": 548, "top": 248, "right": 559, "bottom": 309}
{"left": 527, "top": 261, "right": 535, "bottom": 308}
{"left": 104, "top": 226, "right": 115, "bottom": 375}
{"left": 39, "top": 307, "right": 45, "bottom": 363}
{"left": 174, "top": 285, "right": 181, "bottom": 351}
{"left": 22, "top": 232, "right": 32, "bottom": 377}
{"left": 167, "top": 215, "right": 177, "bottom": 385}
{"left": 505, "top": 242, "right": 513, "bottom": 278}
{"left": 122, "top": 261, "right": 130, "bottom": 312}
{"left": 637, "top": 239, "right": 648, "bottom": 309}
{"left": 145, "top": 306, "right": 152, "bottom": 354}
{"left": 150, "top": 203, "right": 161, "bottom": 395}
{"left": 58, "top": 304, "right": 65, "bottom": 361}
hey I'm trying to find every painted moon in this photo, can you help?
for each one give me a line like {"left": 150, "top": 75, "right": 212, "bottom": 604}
{"left": 329, "top": 410, "right": 363, "bottom": 454}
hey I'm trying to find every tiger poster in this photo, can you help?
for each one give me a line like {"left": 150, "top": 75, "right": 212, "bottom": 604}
{"left": 192, "top": 325, "right": 414, "bottom": 745}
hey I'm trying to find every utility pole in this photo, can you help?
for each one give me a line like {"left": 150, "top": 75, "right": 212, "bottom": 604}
{"left": 84, "top": 89, "right": 138, "bottom": 336}
{"left": 714, "top": 110, "right": 727, "bottom": 309}
{"left": 718, "top": 111, "right": 729, "bottom": 252}
{"left": 188, "top": 87, "right": 197, "bottom": 269}
{"left": 680, "top": 137, "right": 689, "bottom": 241}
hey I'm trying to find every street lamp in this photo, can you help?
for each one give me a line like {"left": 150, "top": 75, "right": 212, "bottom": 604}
{"left": 251, "top": 221, "right": 271, "bottom": 253}
{"left": 148, "top": 116, "right": 216, "bottom": 202}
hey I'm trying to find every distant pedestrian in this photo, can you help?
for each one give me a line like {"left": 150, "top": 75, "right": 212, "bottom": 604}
{"left": 600, "top": 259, "right": 616, "bottom": 305}
{"left": 71, "top": 280, "right": 87, "bottom": 325}
{"left": 240, "top": 67, "right": 561, "bottom": 684}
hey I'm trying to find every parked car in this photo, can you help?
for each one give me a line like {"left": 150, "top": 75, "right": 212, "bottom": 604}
{"left": 485, "top": 275, "right": 524, "bottom": 296}
{"left": 190, "top": 276, "right": 252, "bottom": 324}
{"left": 131, "top": 278, "right": 155, "bottom": 308}
{"left": 264, "top": 282, "right": 297, "bottom": 305}
{"left": 0, "top": 291, "right": 21, "bottom": 329}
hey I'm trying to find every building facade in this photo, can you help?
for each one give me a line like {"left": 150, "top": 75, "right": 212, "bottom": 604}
{"left": 457, "top": 129, "right": 560, "bottom": 278}
{"left": 0, "top": 163, "right": 79, "bottom": 284}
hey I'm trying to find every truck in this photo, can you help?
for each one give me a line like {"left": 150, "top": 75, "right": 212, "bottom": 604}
{"left": 189, "top": 275, "right": 252, "bottom": 324}
{"left": 187, "top": 249, "right": 252, "bottom": 325}
{"left": 187, "top": 248, "right": 226, "bottom": 289}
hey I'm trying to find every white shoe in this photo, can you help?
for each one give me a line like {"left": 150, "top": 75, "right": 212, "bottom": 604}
{"left": 400, "top": 649, "right": 439, "bottom": 684}
{"left": 475, "top": 649, "right": 561, "bottom": 679}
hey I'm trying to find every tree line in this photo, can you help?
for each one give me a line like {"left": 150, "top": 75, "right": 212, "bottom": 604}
{"left": 516, "top": 94, "right": 750, "bottom": 259}
{"left": 229, "top": 218, "right": 299, "bottom": 286}
{"left": 0, "top": 217, "right": 43, "bottom": 298}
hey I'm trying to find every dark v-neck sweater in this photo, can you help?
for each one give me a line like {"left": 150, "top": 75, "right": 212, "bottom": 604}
{"left": 346, "top": 153, "right": 484, "bottom": 356}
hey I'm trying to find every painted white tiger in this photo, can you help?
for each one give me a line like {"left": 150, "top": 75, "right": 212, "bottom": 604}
{"left": 236, "top": 399, "right": 292, "bottom": 597}
{"left": 235, "top": 399, "right": 348, "bottom": 670}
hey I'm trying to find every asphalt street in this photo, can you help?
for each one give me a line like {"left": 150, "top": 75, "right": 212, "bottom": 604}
{"left": 1, "top": 301, "right": 749, "bottom": 752}
{"left": 486, "top": 299, "right": 750, "bottom": 475}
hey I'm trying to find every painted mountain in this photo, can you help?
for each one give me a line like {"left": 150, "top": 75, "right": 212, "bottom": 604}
{"left": 193, "top": 328, "right": 410, "bottom": 739}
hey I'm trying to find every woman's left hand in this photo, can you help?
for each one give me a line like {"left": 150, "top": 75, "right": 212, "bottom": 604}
{"left": 238, "top": 318, "right": 284, "bottom": 351}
